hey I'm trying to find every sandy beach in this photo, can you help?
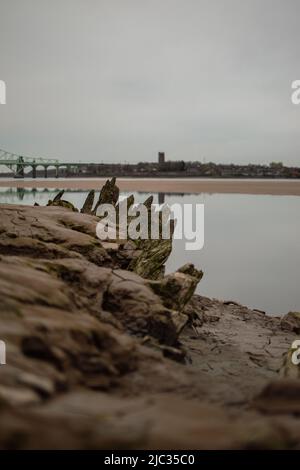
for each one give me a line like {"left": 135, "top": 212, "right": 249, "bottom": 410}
{"left": 1, "top": 177, "right": 300, "bottom": 196}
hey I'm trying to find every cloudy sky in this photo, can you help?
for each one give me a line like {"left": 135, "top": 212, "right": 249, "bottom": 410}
{"left": 0, "top": 0, "right": 300, "bottom": 165}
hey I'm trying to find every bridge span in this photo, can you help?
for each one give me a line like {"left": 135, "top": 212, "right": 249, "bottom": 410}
{"left": 0, "top": 148, "right": 83, "bottom": 178}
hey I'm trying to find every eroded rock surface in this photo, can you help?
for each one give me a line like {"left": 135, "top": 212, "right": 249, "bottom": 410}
{"left": 0, "top": 185, "right": 300, "bottom": 449}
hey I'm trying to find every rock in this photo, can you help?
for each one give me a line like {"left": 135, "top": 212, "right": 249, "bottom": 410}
{"left": 101, "top": 242, "right": 121, "bottom": 252}
{"left": 0, "top": 204, "right": 109, "bottom": 264}
{"left": 16, "top": 372, "right": 55, "bottom": 398}
{"left": 102, "top": 269, "right": 186, "bottom": 345}
{"left": 0, "top": 391, "right": 293, "bottom": 449}
{"left": 253, "top": 379, "right": 300, "bottom": 415}
{"left": 0, "top": 261, "right": 141, "bottom": 400}
{"left": 280, "top": 311, "right": 300, "bottom": 333}
{"left": 179, "top": 294, "right": 297, "bottom": 405}
{"left": 148, "top": 264, "right": 203, "bottom": 311}
{"left": 0, "top": 385, "right": 40, "bottom": 406}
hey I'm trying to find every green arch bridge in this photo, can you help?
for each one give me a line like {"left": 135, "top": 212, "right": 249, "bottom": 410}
{"left": 0, "top": 148, "right": 84, "bottom": 178}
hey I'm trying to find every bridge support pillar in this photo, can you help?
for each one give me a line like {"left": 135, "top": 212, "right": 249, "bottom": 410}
{"left": 44, "top": 166, "right": 48, "bottom": 178}
{"left": 15, "top": 164, "right": 24, "bottom": 178}
{"left": 55, "top": 166, "right": 59, "bottom": 178}
{"left": 32, "top": 166, "right": 36, "bottom": 178}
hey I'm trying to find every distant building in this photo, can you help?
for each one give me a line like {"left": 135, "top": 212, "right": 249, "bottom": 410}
{"left": 158, "top": 152, "right": 165, "bottom": 166}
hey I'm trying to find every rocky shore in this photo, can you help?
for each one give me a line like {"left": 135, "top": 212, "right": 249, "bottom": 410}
{"left": 0, "top": 178, "right": 300, "bottom": 449}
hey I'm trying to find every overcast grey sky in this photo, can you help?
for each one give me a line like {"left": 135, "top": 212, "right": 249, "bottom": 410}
{"left": 0, "top": 0, "right": 300, "bottom": 165}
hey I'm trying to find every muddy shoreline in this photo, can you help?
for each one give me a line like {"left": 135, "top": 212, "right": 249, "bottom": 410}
{"left": 0, "top": 182, "right": 300, "bottom": 449}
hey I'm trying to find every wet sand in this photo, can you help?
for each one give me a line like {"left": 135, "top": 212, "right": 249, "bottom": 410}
{"left": 0, "top": 178, "right": 300, "bottom": 195}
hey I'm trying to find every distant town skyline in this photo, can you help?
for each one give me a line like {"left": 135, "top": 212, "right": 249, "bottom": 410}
{"left": 1, "top": 0, "right": 300, "bottom": 166}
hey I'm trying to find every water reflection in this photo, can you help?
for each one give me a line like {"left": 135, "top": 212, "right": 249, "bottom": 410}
{"left": 158, "top": 192, "right": 165, "bottom": 205}
{"left": 0, "top": 187, "right": 57, "bottom": 202}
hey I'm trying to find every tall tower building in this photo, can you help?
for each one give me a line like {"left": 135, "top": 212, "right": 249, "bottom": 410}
{"left": 158, "top": 152, "right": 165, "bottom": 166}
